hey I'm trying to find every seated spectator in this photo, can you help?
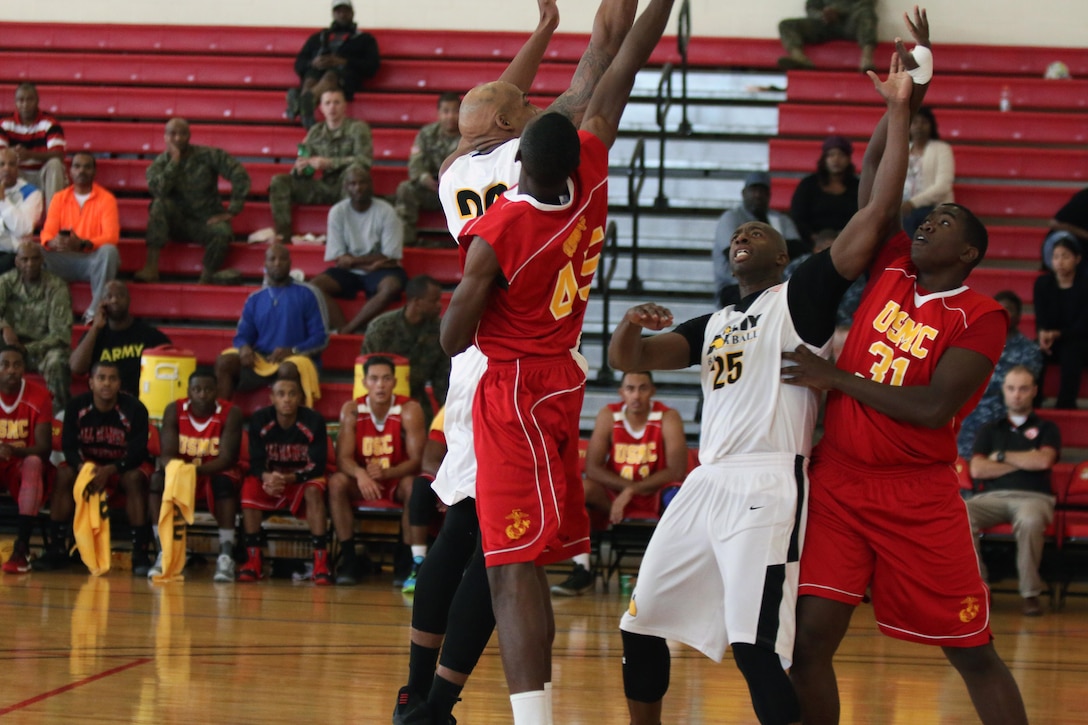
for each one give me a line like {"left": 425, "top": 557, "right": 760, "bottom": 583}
{"left": 328, "top": 356, "right": 425, "bottom": 586}
{"left": 269, "top": 88, "right": 373, "bottom": 243}
{"left": 0, "top": 345, "right": 52, "bottom": 575}
{"left": 39, "top": 152, "right": 120, "bottom": 324}
{"left": 151, "top": 369, "right": 244, "bottom": 582}
{"left": 958, "top": 291, "right": 1044, "bottom": 458}
{"left": 289, "top": 0, "right": 380, "bottom": 129}
{"left": 0, "top": 148, "right": 43, "bottom": 274}
{"left": 902, "top": 106, "right": 955, "bottom": 235}
{"left": 1041, "top": 185, "right": 1088, "bottom": 276}
{"left": 0, "top": 83, "right": 67, "bottom": 208}
{"left": 788, "top": 135, "right": 860, "bottom": 248}
{"left": 238, "top": 376, "right": 331, "bottom": 584}
{"left": 215, "top": 244, "right": 328, "bottom": 406}
{"left": 551, "top": 371, "right": 687, "bottom": 596}
{"left": 395, "top": 92, "right": 462, "bottom": 247}
{"left": 310, "top": 164, "right": 406, "bottom": 334}
{"left": 35, "top": 360, "right": 153, "bottom": 575}
{"left": 1034, "top": 238, "right": 1088, "bottom": 409}
{"left": 137, "top": 118, "right": 249, "bottom": 285}
{"left": 777, "top": 0, "right": 877, "bottom": 73}
{"left": 968, "top": 366, "right": 1060, "bottom": 617}
{"left": 712, "top": 171, "right": 801, "bottom": 307}
{"left": 70, "top": 280, "right": 171, "bottom": 396}
{"left": 360, "top": 274, "right": 449, "bottom": 424}
{"left": 0, "top": 242, "right": 71, "bottom": 408}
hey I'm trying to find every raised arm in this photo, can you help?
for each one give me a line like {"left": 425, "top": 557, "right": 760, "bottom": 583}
{"left": 858, "top": 6, "right": 931, "bottom": 213}
{"left": 581, "top": 0, "right": 676, "bottom": 149}
{"left": 498, "top": 0, "right": 561, "bottom": 92}
{"left": 828, "top": 56, "right": 913, "bottom": 281}
{"left": 547, "top": 0, "right": 638, "bottom": 125}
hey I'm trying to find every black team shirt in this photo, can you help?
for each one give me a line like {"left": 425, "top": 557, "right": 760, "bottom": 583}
{"left": 248, "top": 405, "right": 328, "bottom": 483}
{"left": 62, "top": 392, "right": 150, "bottom": 472}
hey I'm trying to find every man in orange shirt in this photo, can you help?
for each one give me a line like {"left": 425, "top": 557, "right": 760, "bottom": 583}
{"left": 39, "top": 152, "right": 120, "bottom": 324}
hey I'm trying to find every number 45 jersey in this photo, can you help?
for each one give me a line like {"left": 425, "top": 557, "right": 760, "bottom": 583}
{"left": 459, "top": 130, "right": 607, "bottom": 363}
{"left": 674, "top": 279, "right": 833, "bottom": 465}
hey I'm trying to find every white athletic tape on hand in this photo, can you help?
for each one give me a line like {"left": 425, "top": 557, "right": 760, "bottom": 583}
{"left": 908, "top": 45, "right": 933, "bottom": 84}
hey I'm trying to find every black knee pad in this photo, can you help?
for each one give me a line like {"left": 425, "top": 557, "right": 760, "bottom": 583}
{"left": 407, "top": 474, "right": 436, "bottom": 527}
{"left": 621, "top": 629, "right": 670, "bottom": 703}
{"left": 410, "top": 500, "right": 480, "bottom": 633}
{"left": 731, "top": 643, "right": 800, "bottom": 725}
{"left": 210, "top": 474, "right": 236, "bottom": 501}
{"left": 437, "top": 546, "right": 495, "bottom": 675}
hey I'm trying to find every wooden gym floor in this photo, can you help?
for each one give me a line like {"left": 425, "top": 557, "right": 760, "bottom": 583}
{"left": 0, "top": 566, "right": 1085, "bottom": 724}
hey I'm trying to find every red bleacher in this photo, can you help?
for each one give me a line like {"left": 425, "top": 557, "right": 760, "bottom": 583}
{"left": 778, "top": 104, "right": 1088, "bottom": 145}
{"left": 104, "top": 241, "right": 460, "bottom": 283}
{"left": 786, "top": 71, "right": 1088, "bottom": 112}
{"left": 769, "top": 138, "right": 1088, "bottom": 183}
{"left": 771, "top": 177, "right": 1079, "bottom": 222}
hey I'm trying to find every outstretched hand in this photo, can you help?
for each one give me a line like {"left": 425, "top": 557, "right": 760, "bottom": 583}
{"left": 781, "top": 345, "right": 842, "bottom": 392}
{"left": 623, "top": 303, "right": 674, "bottom": 331}
{"left": 867, "top": 50, "right": 913, "bottom": 105}
{"left": 904, "top": 6, "right": 930, "bottom": 49}
{"left": 538, "top": 0, "right": 559, "bottom": 32}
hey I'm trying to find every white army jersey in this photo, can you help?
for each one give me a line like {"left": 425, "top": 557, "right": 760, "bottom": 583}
{"left": 439, "top": 138, "right": 521, "bottom": 239}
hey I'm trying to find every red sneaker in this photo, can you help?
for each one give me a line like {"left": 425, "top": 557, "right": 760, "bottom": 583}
{"left": 237, "top": 547, "right": 264, "bottom": 582}
{"left": 2, "top": 547, "right": 30, "bottom": 574}
{"left": 312, "top": 549, "right": 332, "bottom": 586}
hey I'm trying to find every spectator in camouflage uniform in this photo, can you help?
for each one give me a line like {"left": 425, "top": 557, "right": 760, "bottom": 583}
{"left": 777, "top": 0, "right": 878, "bottom": 73}
{"left": 270, "top": 89, "right": 373, "bottom": 243}
{"left": 957, "top": 291, "right": 1044, "bottom": 458}
{"left": 0, "top": 241, "right": 71, "bottom": 408}
{"left": 394, "top": 92, "right": 461, "bottom": 247}
{"left": 137, "top": 118, "right": 250, "bottom": 285}
{"left": 361, "top": 274, "right": 448, "bottom": 424}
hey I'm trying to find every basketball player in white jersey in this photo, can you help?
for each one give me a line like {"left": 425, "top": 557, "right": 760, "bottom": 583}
{"left": 393, "top": 2, "right": 639, "bottom": 722}
{"left": 611, "top": 53, "right": 920, "bottom": 725}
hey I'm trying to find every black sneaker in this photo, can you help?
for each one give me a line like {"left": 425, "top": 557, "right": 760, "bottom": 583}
{"left": 31, "top": 548, "right": 72, "bottom": 572}
{"left": 550, "top": 563, "right": 595, "bottom": 596}
{"left": 393, "top": 687, "right": 457, "bottom": 725}
{"left": 132, "top": 550, "right": 152, "bottom": 578}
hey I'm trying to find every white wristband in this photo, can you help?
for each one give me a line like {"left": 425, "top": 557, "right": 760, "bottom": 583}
{"left": 907, "top": 45, "right": 933, "bottom": 84}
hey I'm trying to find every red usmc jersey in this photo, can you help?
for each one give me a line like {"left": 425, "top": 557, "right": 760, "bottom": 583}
{"left": 354, "top": 394, "right": 411, "bottom": 470}
{"left": 607, "top": 401, "right": 670, "bottom": 482}
{"left": 823, "top": 232, "right": 1007, "bottom": 467}
{"left": 460, "top": 130, "right": 608, "bottom": 362}
{"left": 0, "top": 379, "right": 52, "bottom": 449}
{"left": 176, "top": 398, "right": 235, "bottom": 465}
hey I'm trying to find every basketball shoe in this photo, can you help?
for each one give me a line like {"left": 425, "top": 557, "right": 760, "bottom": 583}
{"left": 237, "top": 547, "right": 264, "bottom": 582}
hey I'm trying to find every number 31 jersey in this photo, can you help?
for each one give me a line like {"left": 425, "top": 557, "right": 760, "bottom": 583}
{"left": 460, "top": 130, "right": 608, "bottom": 362}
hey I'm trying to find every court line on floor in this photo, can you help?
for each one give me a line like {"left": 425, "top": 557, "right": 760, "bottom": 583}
{"left": 0, "top": 657, "right": 153, "bottom": 715}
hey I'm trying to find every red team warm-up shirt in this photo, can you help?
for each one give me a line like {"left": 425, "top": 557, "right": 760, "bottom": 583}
{"left": 353, "top": 394, "right": 411, "bottom": 469}
{"left": 460, "top": 130, "right": 609, "bottom": 361}
{"left": 821, "top": 232, "right": 1007, "bottom": 467}
{"left": 175, "top": 398, "right": 236, "bottom": 466}
{"left": 0, "top": 380, "right": 52, "bottom": 450}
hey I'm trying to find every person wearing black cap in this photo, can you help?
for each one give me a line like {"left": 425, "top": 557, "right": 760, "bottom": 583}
{"left": 712, "top": 171, "right": 801, "bottom": 307}
{"left": 288, "top": 0, "right": 380, "bottom": 129}
{"left": 789, "top": 134, "right": 861, "bottom": 250}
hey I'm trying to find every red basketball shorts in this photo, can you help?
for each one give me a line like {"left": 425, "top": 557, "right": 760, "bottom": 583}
{"left": 800, "top": 448, "right": 992, "bottom": 647}
{"left": 473, "top": 356, "right": 591, "bottom": 567}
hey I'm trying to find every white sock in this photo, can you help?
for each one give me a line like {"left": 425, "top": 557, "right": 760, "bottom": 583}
{"left": 411, "top": 545, "right": 427, "bottom": 559}
{"left": 544, "top": 682, "right": 553, "bottom": 725}
{"left": 152, "top": 525, "right": 160, "bottom": 547}
{"left": 219, "top": 528, "right": 236, "bottom": 552}
{"left": 510, "top": 691, "right": 548, "bottom": 725}
{"left": 573, "top": 553, "right": 591, "bottom": 570}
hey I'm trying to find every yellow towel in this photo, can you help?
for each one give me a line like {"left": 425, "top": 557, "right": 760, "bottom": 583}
{"left": 153, "top": 460, "right": 197, "bottom": 584}
{"left": 72, "top": 462, "right": 111, "bottom": 576}
{"left": 223, "top": 349, "right": 321, "bottom": 407}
